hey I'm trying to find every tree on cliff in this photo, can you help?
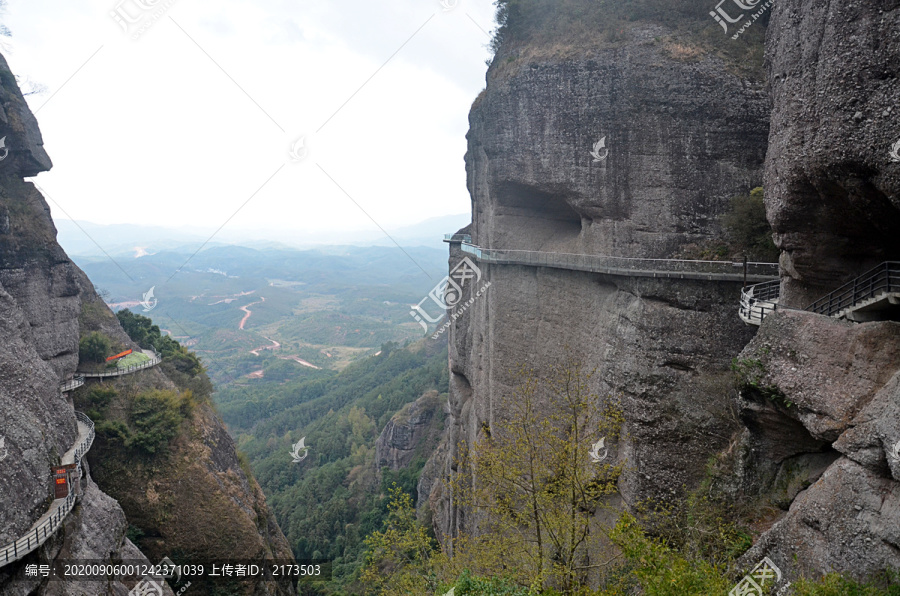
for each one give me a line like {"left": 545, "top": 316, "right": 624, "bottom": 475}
{"left": 722, "top": 187, "right": 779, "bottom": 262}
{"left": 79, "top": 331, "right": 111, "bottom": 364}
{"left": 448, "top": 358, "right": 625, "bottom": 593}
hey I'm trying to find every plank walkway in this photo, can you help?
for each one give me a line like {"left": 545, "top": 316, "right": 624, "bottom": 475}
{"left": 0, "top": 412, "right": 95, "bottom": 568}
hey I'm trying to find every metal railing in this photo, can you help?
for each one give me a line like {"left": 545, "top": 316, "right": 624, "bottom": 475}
{"left": 79, "top": 351, "right": 162, "bottom": 379}
{"left": 59, "top": 376, "right": 85, "bottom": 393}
{"left": 806, "top": 262, "right": 900, "bottom": 317}
{"left": 444, "top": 233, "right": 472, "bottom": 244}
{"left": 739, "top": 279, "right": 781, "bottom": 325}
{"left": 460, "top": 242, "right": 779, "bottom": 282}
{"left": 0, "top": 412, "right": 95, "bottom": 568}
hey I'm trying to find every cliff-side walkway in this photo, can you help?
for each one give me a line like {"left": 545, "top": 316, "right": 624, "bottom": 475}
{"left": 446, "top": 238, "right": 779, "bottom": 283}
{"left": 0, "top": 412, "right": 95, "bottom": 568}
{"left": 79, "top": 349, "right": 161, "bottom": 379}
{"left": 740, "top": 261, "right": 900, "bottom": 326}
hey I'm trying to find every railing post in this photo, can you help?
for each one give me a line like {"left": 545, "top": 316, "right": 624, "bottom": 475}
{"left": 743, "top": 255, "right": 748, "bottom": 288}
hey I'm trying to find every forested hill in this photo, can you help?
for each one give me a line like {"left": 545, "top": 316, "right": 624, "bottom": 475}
{"left": 216, "top": 338, "right": 449, "bottom": 594}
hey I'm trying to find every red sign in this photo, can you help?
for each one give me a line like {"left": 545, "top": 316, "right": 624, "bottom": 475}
{"left": 54, "top": 467, "right": 69, "bottom": 499}
{"left": 106, "top": 349, "right": 133, "bottom": 362}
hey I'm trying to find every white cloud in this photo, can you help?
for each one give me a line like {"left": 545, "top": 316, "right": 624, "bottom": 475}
{"left": 2, "top": 0, "right": 493, "bottom": 236}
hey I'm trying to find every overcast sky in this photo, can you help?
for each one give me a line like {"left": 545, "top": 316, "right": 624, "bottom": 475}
{"left": 1, "top": 0, "right": 493, "bottom": 237}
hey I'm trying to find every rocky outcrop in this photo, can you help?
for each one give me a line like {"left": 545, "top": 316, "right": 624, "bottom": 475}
{"left": 0, "top": 53, "right": 293, "bottom": 595}
{"left": 734, "top": 310, "right": 900, "bottom": 581}
{"left": 764, "top": 0, "right": 900, "bottom": 307}
{"left": 375, "top": 390, "right": 445, "bottom": 472}
{"left": 468, "top": 24, "right": 769, "bottom": 258}
{"left": 740, "top": 458, "right": 900, "bottom": 585}
{"left": 428, "top": 18, "right": 771, "bottom": 546}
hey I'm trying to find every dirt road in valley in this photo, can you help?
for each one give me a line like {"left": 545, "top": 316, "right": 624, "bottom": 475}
{"left": 239, "top": 296, "right": 266, "bottom": 330}
{"left": 250, "top": 337, "right": 280, "bottom": 356}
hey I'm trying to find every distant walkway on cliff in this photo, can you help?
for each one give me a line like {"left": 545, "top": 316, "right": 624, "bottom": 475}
{"left": 0, "top": 412, "right": 94, "bottom": 568}
{"left": 740, "top": 261, "right": 900, "bottom": 326}
{"left": 78, "top": 349, "right": 161, "bottom": 379}
{"left": 444, "top": 235, "right": 779, "bottom": 283}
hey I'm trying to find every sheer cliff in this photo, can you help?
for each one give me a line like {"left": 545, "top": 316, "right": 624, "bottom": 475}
{"left": 0, "top": 54, "right": 293, "bottom": 596}
{"left": 425, "top": 0, "right": 900, "bottom": 586}
{"left": 426, "top": 5, "right": 770, "bottom": 556}
{"left": 731, "top": 0, "right": 900, "bottom": 582}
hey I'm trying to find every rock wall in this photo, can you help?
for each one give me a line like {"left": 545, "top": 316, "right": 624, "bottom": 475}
{"left": 734, "top": 310, "right": 900, "bottom": 582}
{"left": 426, "top": 22, "right": 771, "bottom": 545}
{"left": 0, "top": 53, "right": 293, "bottom": 595}
{"left": 375, "top": 390, "right": 445, "bottom": 472}
{"left": 764, "top": 0, "right": 900, "bottom": 307}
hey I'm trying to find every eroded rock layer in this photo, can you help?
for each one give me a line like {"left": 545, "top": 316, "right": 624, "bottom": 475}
{"left": 427, "top": 24, "right": 771, "bottom": 547}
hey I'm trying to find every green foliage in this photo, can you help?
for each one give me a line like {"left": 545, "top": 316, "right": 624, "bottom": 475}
{"left": 126, "top": 524, "right": 145, "bottom": 546}
{"left": 722, "top": 187, "right": 779, "bottom": 262}
{"left": 792, "top": 571, "right": 900, "bottom": 596}
{"left": 489, "top": 0, "right": 767, "bottom": 77}
{"left": 229, "top": 343, "right": 449, "bottom": 592}
{"left": 85, "top": 386, "right": 118, "bottom": 410}
{"left": 599, "top": 513, "right": 732, "bottom": 595}
{"left": 360, "top": 486, "right": 439, "bottom": 596}
{"left": 79, "top": 331, "right": 111, "bottom": 364}
{"left": 126, "top": 389, "right": 190, "bottom": 455}
{"left": 453, "top": 571, "right": 533, "bottom": 596}
{"left": 95, "top": 419, "right": 130, "bottom": 443}
{"left": 450, "top": 358, "right": 624, "bottom": 593}
{"left": 117, "top": 309, "right": 213, "bottom": 399}
{"left": 635, "top": 486, "right": 753, "bottom": 569}
{"left": 731, "top": 356, "right": 793, "bottom": 407}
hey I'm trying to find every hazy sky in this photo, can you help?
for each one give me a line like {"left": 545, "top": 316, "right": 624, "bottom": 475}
{"left": 1, "top": 0, "right": 494, "bottom": 236}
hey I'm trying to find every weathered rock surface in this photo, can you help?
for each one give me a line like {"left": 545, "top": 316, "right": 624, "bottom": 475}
{"left": 428, "top": 17, "right": 774, "bottom": 542}
{"left": 1, "top": 481, "right": 177, "bottom": 596}
{"left": 737, "top": 309, "right": 900, "bottom": 442}
{"left": 764, "top": 0, "right": 900, "bottom": 307}
{"left": 375, "top": 390, "right": 445, "bottom": 472}
{"left": 735, "top": 310, "right": 900, "bottom": 578}
{"left": 834, "top": 371, "right": 900, "bottom": 481}
{"left": 740, "top": 458, "right": 900, "bottom": 584}
{"left": 468, "top": 24, "right": 769, "bottom": 258}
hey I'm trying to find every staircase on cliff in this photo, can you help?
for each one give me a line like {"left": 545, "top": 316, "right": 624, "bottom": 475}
{"left": 740, "top": 262, "right": 900, "bottom": 325}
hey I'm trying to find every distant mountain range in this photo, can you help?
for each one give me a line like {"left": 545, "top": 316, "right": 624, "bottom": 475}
{"left": 53, "top": 213, "right": 470, "bottom": 258}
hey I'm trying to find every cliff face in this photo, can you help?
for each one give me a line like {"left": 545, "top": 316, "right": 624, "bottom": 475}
{"left": 0, "top": 54, "right": 292, "bottom": 595}
{"left": 427, "top": 0, "right": 900, "bottom": 584}
{"left": 764, "top": 0, "right": 900, "bottom": 306}
{"left": 734, "top": 310, "right": 900, "bottom": 581}
{"left": 467, "top": 25, "right": 769, "bottom": 258}
{"left": 728, "top": 0, "right": 900, "bottom": 581}
{"left": 374, "top": 390, "right": 445, "bottom": 472}
{"left": 0, "top": 52, "right": 166, "bottom": 595}
{"left": 427, "top": 23, "right": 770, "bottom": 544}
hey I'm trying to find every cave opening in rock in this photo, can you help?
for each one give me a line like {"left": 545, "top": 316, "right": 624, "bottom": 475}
{"left": 491, "top": 181, "right": 582, "bottom": 249}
